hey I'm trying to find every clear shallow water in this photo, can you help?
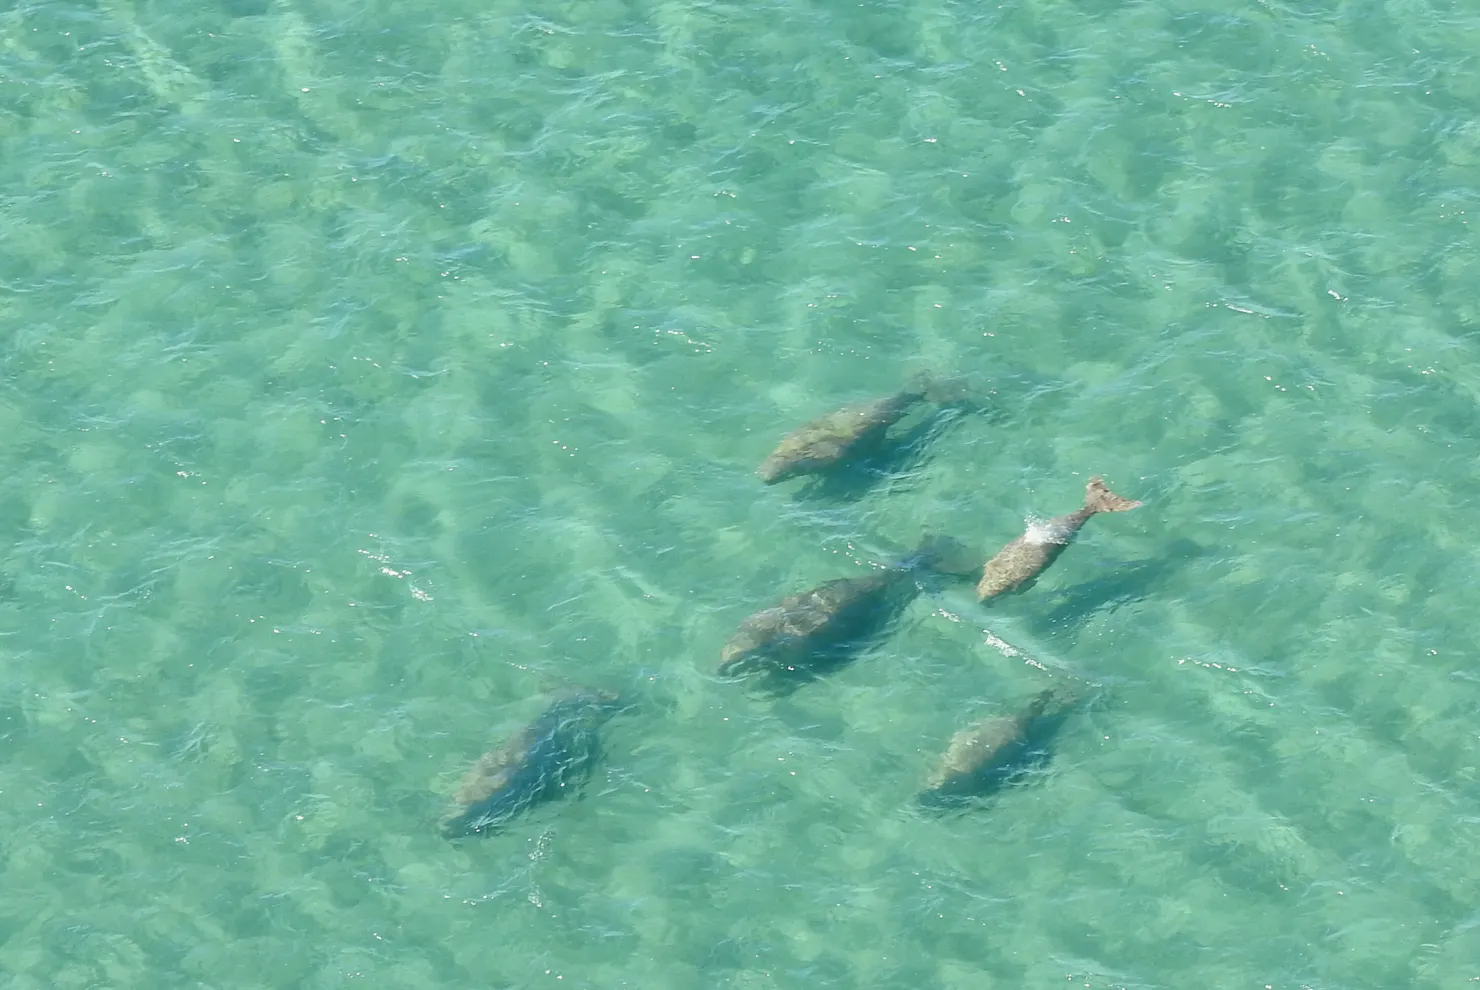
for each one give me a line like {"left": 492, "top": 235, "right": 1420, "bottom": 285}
{"left": 2, "top": 0, "right": 1479, "bottom": 985}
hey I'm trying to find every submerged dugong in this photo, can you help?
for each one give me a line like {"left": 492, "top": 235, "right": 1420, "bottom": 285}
{"left": 756, "top": 372, "right": 973, "bottom": 485}
{"left": 441, "top": 689, "right": 626, "bottom": 838}
{"left": 719, "top": 536, "right": 977, "bottom": 693}
{"left": 975, "top": 477, "right": 1142, "bottom": 601}
{"left": 919, "top": 687, "right": 1076, "bottom": 810}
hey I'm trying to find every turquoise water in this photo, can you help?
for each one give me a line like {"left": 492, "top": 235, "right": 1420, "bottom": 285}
{"left": 3, "top": 0, "right": 1480, "bottom": 984}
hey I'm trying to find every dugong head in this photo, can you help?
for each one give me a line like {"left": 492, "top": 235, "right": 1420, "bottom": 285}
{"left": 718, "top": 608, "right": 798, "bottom": 677}
{"left": 756, "top": 452, "right": 816, "bottom": 485}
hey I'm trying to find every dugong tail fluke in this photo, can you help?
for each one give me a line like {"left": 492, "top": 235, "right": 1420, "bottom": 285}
{"left": 901, "top": 370, "right": 975, "bottom": 407}
{"left": 975, "top": 476, "right": 1143, "bottom": 601}
{"left": 908, "top": 534, "right": 982, "bottom": 579}
{"left": 1082, "top": 476, "right": 1141, "bottom": 515}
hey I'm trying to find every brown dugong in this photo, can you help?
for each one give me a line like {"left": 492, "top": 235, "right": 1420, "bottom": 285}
{"left": 919, "top": 687, "right": 1076, "bottom": 810}
{"left": 718, "top": 536, "right": 978, "bottom": 694}
{"left": 756, "top": 372, "right": 973, "bottom": 485}
{"left": 975, "top": 477, "right": 1142, "bottom": 601}
{"left": 440, "top": 689, "right": 627, "bottom": 838}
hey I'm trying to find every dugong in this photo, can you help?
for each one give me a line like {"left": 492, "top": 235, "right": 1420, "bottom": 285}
{"left": 976, "top": 477, "right": 1142, "bottom": 601}
{"left": 919, "top": 687, "right": 1076, "bottom": 810}
{"left": 757, "top": 372, "right": 974, "bottom": 485}
{"left": 719, "top": 536, "right": 977, "bottom": 694}
{"left": 441, "top": 689, "right": 626, "bottom": 838}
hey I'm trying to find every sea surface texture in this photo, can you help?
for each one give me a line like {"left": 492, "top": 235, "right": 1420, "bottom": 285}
{"left": 2, "top": 0, "right": 1479, "bottom": 986}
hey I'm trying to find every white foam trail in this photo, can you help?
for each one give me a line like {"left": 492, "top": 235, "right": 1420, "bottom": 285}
{"left": 1023, "top": 516, "right": 1070, "bottom": 545}
{"left": 983, "top": 628, "right": 1048, "bottom": 671}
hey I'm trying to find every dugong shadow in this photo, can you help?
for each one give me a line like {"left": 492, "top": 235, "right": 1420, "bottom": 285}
{"left": 1025, "top": 538, "right": 1210, "bottom": 636}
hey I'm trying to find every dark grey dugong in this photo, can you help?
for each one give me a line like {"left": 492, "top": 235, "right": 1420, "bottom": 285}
{"left": 756, "top": 372, "right": 973, "bottom": 485}
{"left": 441, "top": 689, "right": 626, "bottom": 839}
{"left": 718, "top": 536, "right": 977, "bottom": 694}
{"left": 975, "top": 477, "right": 1142, "bottom": 602}
{"left": 919, "top": 687, "right": 1076, "bottom": 810}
